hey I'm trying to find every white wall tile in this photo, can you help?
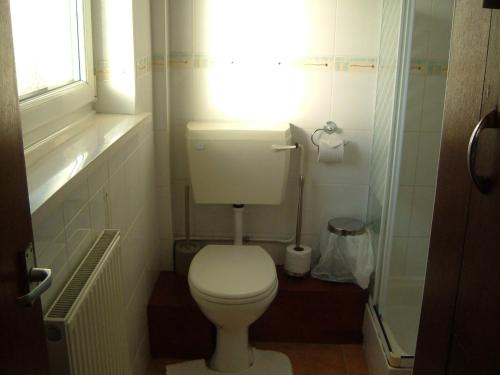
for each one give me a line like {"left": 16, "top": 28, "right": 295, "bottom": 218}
{"left": 155, "top": 129, "right": 172, "bottom": 186}
{"left": 332, "top": 72, "right": 377, "bottom": 130}
{"left": 301, "top": 184, "right": 368, "bottom": 235}
{"left": 122, "top": 211, "right": 148, "bottom": 302}
{"left": 109, "top": 166, "right": 132, "bottom": 235}
{"left": 125, "top": 149, "right": 144, "bottom": 219}
{"left": 415, "top": 132, "right": 441, "bottom": 186}
{"left": 411, "top": 0, "right": 432, "bottom": 60}
{"left": 303, "top": 129, "right": 373, "bottom": 185}
{"left": 157, "top": 185, "right": 174, "bottom": 240}
{"left": 389, "top": 236, "right": 407, "bottom": 278}
{"left": 151, "top": 0, "right": 167, "bottom": 55}
{"left": 37, "top": 233, "right": 68, "bottom": 279}
{"left": 32, "top": 200, "right": 65, "bottom": 256}
{"left": 65, "top": 204, "right": 92, "bottom": 269}
{"left": 409, "top": 186, "right": 436, "bottom": 237}
{"left": 421, "top": 76, "right": 446, "bottom": 132}
{"left": 404, "top": 74, "right": 425, "bottom": 132}
{"left": 393, "top": 186, "right": 413, "bottom": 236}
{"left": 335, "top": 0, "right": 382, "bottom": 57}
{"left": 133, "top": 0, "right": 152, "bottom": 59}
{"left": 193, "top": 203, "right": 234, "bottom": 236}
{"left": 299, "top": 0, "right": 337, "bottom": 58}
{"left": 289, "top": 68, "right": 334, "bottom": 129}
{"left": 169, "top": 68, "right": 194, "bottom": 126}
{"left": 405, "top": 236, "right": 430, "bottom": 278}
{"left": 108, "top": 131, "right": 140, "bottom": 174}
{"left": 125, "top": 270, "right": 149, "bottom": 365}
{"left": 89, "top": 186, "right": 108, "bottom": 241}
{"left": 170, "top": 126, "right": 189, "bottom": 180}
{"left": 399, "top": 132, "right": 419, "bottom": 186}
{"left": 171, "top": 179, "right": 188, "bottom": 235}
{"left": 135, "top": 73, "right": 154, "bottom": 114}
{"left": 62, "top": 176, "right": 90, "bottom": 226}
{"left": 157, "top": 236, "right": 174, "bottom": 271}
{"left": 87, "top": 161, "right": 108, "bottom": 198}
{"left": 169, "top": 0, "right": 193, "bottom": 54}
{"left": 427, "top": 0, "right": 454, "bottom": 61}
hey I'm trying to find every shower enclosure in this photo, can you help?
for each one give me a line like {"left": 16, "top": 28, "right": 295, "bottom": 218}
{"left": 366, "top": 0, "right": 454, "bottom": 371}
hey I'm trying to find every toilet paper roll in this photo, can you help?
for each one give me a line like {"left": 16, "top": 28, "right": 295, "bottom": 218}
{"left": 317, "top": 135, "right": 344, "bottom": 163}
{"left": 284, "top": 245, "right": 312, "bottom": 277}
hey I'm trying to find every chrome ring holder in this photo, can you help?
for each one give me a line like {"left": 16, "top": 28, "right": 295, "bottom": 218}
{"left": 310, "top": 121, "right": 348, "bottom": 150}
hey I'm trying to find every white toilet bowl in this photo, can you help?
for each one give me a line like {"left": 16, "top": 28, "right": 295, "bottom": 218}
{"left": 188, "top": 244, "right": 278, "bottom": 373}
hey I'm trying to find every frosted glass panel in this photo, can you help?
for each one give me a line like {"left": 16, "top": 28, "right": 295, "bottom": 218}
{"left": 370, "top": 0, "right": 453, "bottom": 362}
{"left": 10, "top": 0, "right": 83, "bottom": 99}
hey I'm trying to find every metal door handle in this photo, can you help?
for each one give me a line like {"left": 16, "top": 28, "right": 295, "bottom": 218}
{"left": 17, "top": 268, "right": 52, "bottom": 306}
{"left": 467, "top": 109, "right": 499, "bottom": 194}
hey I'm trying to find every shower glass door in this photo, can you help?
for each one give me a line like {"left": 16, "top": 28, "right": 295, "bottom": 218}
{"left": 368, "top": 0, "right": 454, "bottom": 367}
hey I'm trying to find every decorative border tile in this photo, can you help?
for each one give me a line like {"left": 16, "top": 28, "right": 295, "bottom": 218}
{"left": 135, "top": 56, "right": 152, "bottom": 78}
{"left": 165, "top": 54, "right": 380, "bottom": 73}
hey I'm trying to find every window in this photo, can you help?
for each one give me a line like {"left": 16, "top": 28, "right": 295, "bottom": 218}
{"left": 10, "top": 0, "right": 94, "bottom": 146}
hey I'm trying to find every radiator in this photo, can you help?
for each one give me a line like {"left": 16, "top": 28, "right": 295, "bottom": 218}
{"left": 44, "top": 230, "right": 131, "bottom": 375}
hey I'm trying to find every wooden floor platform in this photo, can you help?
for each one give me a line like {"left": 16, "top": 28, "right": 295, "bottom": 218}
{"left": 147, "top": 270, "right": 368, "bottom": 358}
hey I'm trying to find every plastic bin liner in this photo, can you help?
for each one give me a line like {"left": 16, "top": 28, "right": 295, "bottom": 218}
{"left": 311, "top": 228, "right": 374, "bottom": 289}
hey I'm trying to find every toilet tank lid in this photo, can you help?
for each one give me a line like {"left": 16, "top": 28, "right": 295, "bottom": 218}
{"left": 187, "top": 121, "right": 290, "bottom": 141}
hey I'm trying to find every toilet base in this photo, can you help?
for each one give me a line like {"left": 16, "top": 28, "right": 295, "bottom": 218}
{"left": 166, "top": 348, "right": 293, "bottom": 375}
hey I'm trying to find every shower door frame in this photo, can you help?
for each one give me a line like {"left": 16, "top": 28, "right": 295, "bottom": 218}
{"left": 369, "top": 0, "right": 417, "bottom": 368}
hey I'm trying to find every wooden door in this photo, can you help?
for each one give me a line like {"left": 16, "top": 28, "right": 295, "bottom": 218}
{"left": 414, "top": 0, "right": 500, "bottom": 374}
{"left": 0, "top": 1, "right": 51, "bottom": 374}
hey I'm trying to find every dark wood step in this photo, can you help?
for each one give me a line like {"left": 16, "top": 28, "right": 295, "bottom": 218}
{"left": 147, "top": 270, "right": 368, "bottom": 359}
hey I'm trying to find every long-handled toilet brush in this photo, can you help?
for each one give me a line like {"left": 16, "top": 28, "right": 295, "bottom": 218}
{"left": 295, "top": 175, "right": 305, "bottom": 251}
{"left": 174, "top": 185, "right": 201, "bottom": 276}
{"left": 285, "top": 174, "right": 312, "bottom": 277}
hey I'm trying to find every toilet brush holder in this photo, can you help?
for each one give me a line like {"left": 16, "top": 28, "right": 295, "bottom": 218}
{"left": 284, "top": 175, "right": 312, "bottom": 277}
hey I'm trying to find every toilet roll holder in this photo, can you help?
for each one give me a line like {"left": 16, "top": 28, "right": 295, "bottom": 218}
{"left": 310, "top": 121, "right": 349, "bottom": 150}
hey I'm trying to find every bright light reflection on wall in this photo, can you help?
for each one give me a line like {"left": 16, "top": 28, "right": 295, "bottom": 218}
{"left": 204, "top": 0, "right": 309, "bottom": 121}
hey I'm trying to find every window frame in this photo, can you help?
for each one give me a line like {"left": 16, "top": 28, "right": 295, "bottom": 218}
{"left": 17, "top": 0, "right": 95, "bottom": 146}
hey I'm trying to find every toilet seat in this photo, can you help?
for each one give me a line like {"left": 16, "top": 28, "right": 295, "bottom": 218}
{"left": 190, "top": 280, "right": 278, "bottom": 305}
{"left": 188, "top": 245, "right": 277, "bottom": 304}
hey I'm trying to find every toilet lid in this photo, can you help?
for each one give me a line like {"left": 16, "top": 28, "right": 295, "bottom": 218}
{"left": 188, "top": 245, "right": 277, "bottom": 300}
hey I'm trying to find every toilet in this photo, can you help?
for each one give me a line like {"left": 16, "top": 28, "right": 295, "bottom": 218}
{"left": 169, "top": 121, "right": 293, "bottom": 374}
{"left": 189, "top": 245, "right": 278, "bottom": 372}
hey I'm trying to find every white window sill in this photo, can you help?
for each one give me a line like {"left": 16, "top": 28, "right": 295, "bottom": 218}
{"left": 25, "top": 111, "right": 152, "bottom": 214}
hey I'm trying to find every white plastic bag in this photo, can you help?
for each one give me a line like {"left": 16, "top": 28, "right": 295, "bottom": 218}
{"left": 311, "top": 228, "right": 374, "bottom": 289}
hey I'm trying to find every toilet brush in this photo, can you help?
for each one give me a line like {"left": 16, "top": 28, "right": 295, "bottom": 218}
{"left": 174, "top": 185, "right": 201, "bottom": 276}
{"left": 295, "top": 175, "right": 305, "bottom": 251}
{"left": 284, "top": 175, "right": 312, "bottom": 277}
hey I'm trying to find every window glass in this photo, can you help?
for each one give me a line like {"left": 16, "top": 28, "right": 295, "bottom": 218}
{"left": 10, "top": 0, "right": 84, "bottom": 100}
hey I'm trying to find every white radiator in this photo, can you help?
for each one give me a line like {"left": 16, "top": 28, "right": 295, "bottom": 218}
{"left": 44, "top": 230, "right": 131, "bottom": 375}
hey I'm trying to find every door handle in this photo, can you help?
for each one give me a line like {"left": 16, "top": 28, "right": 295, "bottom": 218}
{"left": 467, "top": 109, "right": 499, "bottom": 194}
{"left": 17, "top": 268, "right": 52, "bottom": 306}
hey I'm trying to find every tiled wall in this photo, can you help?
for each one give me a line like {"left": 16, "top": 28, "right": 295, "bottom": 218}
{"left": 388, "top": 0, "right": 453, "bottom": 288}
{"left": 165, "top": 0, "right": 383, "bottom": 254}
{"left": 32, "top": 118, "right": 161, "bottom": 375}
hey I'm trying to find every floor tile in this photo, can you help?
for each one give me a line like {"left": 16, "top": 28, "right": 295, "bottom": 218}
{"left": 342, "top": 345, "right": 370, "bottom": 375}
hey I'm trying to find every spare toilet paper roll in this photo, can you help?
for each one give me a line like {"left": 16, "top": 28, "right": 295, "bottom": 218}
{"left": 317, "top": 135, "right": 344, "bottom": 163}
{"left": 284, "top": 245, "right": 312, "bottom": 276}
